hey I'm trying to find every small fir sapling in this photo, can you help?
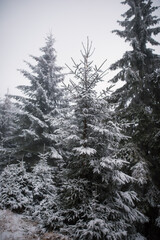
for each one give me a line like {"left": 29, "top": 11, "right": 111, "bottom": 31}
{"left": 0, "top": 160, "right": 32, "bottom": 213}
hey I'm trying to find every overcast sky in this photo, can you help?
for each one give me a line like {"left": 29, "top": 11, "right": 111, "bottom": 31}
{"left": 0, "top": 0, "right": 160, "bottom": 98}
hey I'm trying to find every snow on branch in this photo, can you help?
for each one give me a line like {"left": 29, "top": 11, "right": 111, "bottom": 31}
{"left": 73, "top": 146, "right": 96, "bottom": 155}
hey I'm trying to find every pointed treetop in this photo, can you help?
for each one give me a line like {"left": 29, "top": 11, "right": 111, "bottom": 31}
{"left": 65, "top": 38, "right": 107, "bottom": 94}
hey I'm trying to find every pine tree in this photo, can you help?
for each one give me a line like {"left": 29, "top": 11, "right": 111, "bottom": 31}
{"left": 58, "top": 39, "right": 147, "bottom": 240}
{"left": 109, "top": 0, "right": 160, "bottom": 238}
{"left": 11, "top": 34, "right": 65, "bottom": 164}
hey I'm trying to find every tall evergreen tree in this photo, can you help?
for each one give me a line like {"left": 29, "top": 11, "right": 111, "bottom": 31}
{"left": 58, "top": 39, "right": 147, "bottom": 240}
{"left": 11, "top": 34, "right": 65, "bottom": 164}
{"left": 0, "top": 91, "right": 16, "bottom": 144}
{"left": 0, "top": 92, "right": 17, "bottom": 169}
{"left": 110, "top": 0, "right": 160, "bottom": 162}
{"left": 109, "top": 0, "right": 160, "bottom": 238}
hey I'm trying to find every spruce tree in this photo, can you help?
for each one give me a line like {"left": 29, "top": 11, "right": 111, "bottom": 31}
{"left": 0, "top": 93, "right": 12, "bottom": 143}
{"left": 109, "top": 0, "right": 160, "bottom": 238}
{"left": 110, "top": 0, "right": 160, "bottom": 163}
{"left": 0, "top": 152, "right": 60, "bottom": 230}
{"left": 11, "top": 34, "right": 65, "bottom": 164}
{"left": 0, "top": 92, "right": 17, "bottom": 169}
{"left": 0, "top": 161, "right": 33, "bottom": 213}
{"left": 58, "top": 39, "right": 147, "bottom": 240}
{"left": 28, "top": 152, "right": 59, "bottom": 229}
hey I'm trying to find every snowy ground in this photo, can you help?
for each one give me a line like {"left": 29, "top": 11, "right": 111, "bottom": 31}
{"left": 0, "top": 209, "right": 69, "bottom": 240}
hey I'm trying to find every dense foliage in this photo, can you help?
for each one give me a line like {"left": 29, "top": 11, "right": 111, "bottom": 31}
{"left": 10, "top": 34, "right": 65, "bottom": 165}
{"left": 109, "top": 0, "right": 160, "bottom": 239}
{"left": 57, "top": 39, "right": 147, "bottom": 239}
{"left": 0, "top": 1, "right": 159, "bottom": 239}
{"left": 0, "top": 93, "right": 17, "bottom": 170}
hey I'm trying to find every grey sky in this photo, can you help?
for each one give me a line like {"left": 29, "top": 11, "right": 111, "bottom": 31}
{"left": 0, "top": 0, "right": 160, "bottom": 98}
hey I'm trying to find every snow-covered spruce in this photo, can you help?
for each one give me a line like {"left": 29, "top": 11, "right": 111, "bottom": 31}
{"left": 57, "top": 39, "right": 147, "bottom": 240}
{"left": 10, "top": 34, "right": 66, "bottom": 163}
{"left": 26, "top": 152, "right": 60, "bottom": 229}
{"left": 0, "top": 153, "right": 61, "bottom": 231}
{"left": 0, "top": 161, "right": 32, "bottom": 213}
{"left": 0, "top": 94, "right": 17, "bottom": 169}
{"left": 109, "top": 0, "right": 160, "bottom": 236}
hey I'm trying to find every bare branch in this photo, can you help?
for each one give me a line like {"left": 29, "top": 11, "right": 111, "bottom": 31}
{"left": 99, "top": 69, "right": 108, "bottom": 78}
{"left": 96, "top": 59, "right": 108, "bottom": 72}
{"left": 70, "top": 79, "right": 80, "bottom": 94}
{"left": 65, "top": 63, "right": 75, "bottom": 74}
{"left": 62, "top": 80, "right": 73, "bottom": 94}
{"left": 71, "top": 57, "right": 79, "bottom": 68}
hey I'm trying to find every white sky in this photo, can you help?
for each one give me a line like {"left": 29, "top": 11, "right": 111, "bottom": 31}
{"left": 0, "top": 0, "right": 160, "bottom": 98}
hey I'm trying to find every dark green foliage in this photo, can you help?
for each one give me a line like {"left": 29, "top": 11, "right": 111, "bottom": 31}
{"left": 110, "top": 0, "right": 160, "bottom": 158}
{"left": 109, "top": 0, "right": 160, "bottom": 238}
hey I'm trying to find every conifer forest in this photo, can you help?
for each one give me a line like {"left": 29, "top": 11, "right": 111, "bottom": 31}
{"left": 0, "top": 0, "right": 160, "bottom": 239}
